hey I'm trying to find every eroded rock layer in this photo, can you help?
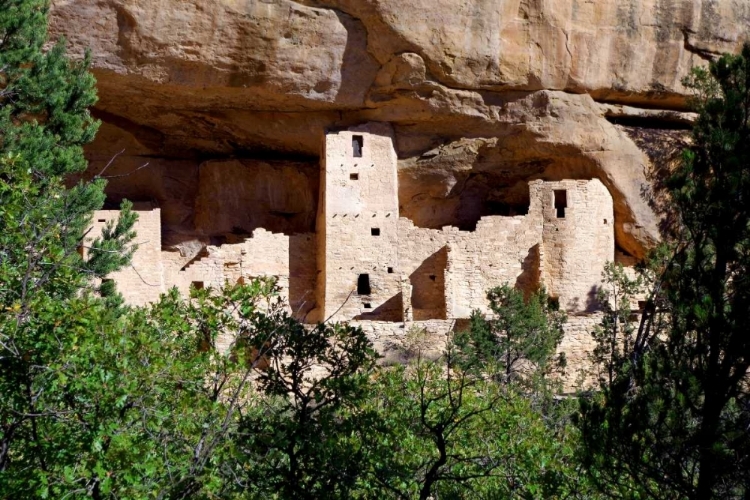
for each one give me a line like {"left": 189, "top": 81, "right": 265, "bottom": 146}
{"left": 50, "top": 0, "right": 750, "bottom": 259}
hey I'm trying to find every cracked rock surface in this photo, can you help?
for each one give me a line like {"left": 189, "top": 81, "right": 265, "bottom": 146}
{"left": 51, "top": 0, "right": 749, "bottom": 258}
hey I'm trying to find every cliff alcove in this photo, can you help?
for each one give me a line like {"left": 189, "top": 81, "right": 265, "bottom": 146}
{"left": 51, "top": 0, "right": 748, "bottom": 264}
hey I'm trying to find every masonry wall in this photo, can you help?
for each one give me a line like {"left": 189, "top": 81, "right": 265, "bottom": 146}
{"left": 558, "top": 314, "right": 604, "bottom": 391}
{"left": 162, "top": 229, "right": 317, "bottom": 321}
{"left": 89, "top": 203, "right": 164, "bottom": 306}
{"left": 396, "top": 221, "right": 450, "bottom": 321}
{"left": 317, "top": 123, "right": 401, "bottom": 322}
{"left": 445, "top": 208, "right": 544, "bottom": 318}
{"left": 539, "top": 179, "right": 615, "bottom": 312}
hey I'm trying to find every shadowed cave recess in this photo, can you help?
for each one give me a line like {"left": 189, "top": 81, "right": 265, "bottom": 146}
{"left": 87, "top": 118, "right": 651, "bottom": 255}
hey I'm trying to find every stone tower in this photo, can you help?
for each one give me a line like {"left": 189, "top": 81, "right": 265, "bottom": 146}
{"left": 315, "top": 123, "right": 402, "bottom": 322}
{"left": 537, "top": 179, "right": 615, "bottom": 312}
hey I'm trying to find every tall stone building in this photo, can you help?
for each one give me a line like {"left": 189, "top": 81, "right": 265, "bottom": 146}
{"left": 315, "top": 123, "right": 402, "bottom": 322}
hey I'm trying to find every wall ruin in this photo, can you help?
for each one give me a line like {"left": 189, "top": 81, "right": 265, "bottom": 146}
{"left": 92, "top": 122, "right": 620, "bottom": 387}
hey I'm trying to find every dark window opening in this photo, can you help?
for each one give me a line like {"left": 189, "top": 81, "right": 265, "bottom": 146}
{"left": 363, "top": 303, "right": 372, "bottom": 309}
{"left": 554, "top": 190, "right": 567, "bottom": 218}
{"left": 387, "top": 267, "right": 394, "bottom": 274}
{"left": 429, "top": 274, "right": 436, "bottom": 281}
{"left": 350, "top": 173, "right": 359, "bottom": 180}
{"left": 371, "top": 228, "right": 380, "bottom": 236}
{"left": 638, "top": 300, "right": 647, "bottom": 311}
{"left": 603, "top": 218, "right": 608, "bottom": 225}
{"left": 192, "top": 281, "right": 205, "bottom": 290}
{"left": 98, "top": 219, "right": 106, "bottom": 223}
{"left": 549, "top": 296, "right": 560, "bottom": 310}
{"left": 352, "top": 135, "right": 363, "bottom": 158}
{"left": 101, "top": 278, "right": 114, "bottom": 285}
{"left": 357, "top": 274, "right": 371, "bottom": 295}
{"left": 484, "top": 201, "right": 530, "bottom": 217}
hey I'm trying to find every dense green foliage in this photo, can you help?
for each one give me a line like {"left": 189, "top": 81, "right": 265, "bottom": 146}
{"left": 579, "top": 44, "right": 750, "bottom": 499}
{"left": 453, "top": 285, "right": 566, "bottom": 389}
{"left": 1, "top": 0, "right": 140, "bottom": 494}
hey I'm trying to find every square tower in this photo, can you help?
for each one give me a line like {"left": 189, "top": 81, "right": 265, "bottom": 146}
{"left": 315, "top": 123, "right": 401, "bottom": 321}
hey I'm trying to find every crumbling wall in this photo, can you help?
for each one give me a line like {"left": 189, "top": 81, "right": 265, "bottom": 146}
{"left": 162, "top": 228, "right": 316, "bottom": 320}
{"left": 445, "top": 209, "right": 544, "bottom": 318}
{"left": 163, "top": 246, "right": 225, "bottom": 295}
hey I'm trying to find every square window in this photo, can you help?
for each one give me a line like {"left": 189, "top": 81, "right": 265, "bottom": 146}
{"left": 192, "top": 281, "right": 205, "bottom": 290}
{"left": 363, "top": 303, "right": 372, "bottom": 309}
{"left": 371, "top": 228, "right": 380, "bottom": 236}
{"left": 350, "top": 173, "right": 359, "bottom": 180}
{"left": 387, "top": 267, "right": 394, "bottom": 274}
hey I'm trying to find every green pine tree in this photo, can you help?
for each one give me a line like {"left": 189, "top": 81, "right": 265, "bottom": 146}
{"left": 579, "top": 44, "right": 750, "bottom": 499}
{"left": 452, "top": 285, "right": 566, "bottom": 389}
{"left": 0, "top": 0, "right": 139, "bottom": 493}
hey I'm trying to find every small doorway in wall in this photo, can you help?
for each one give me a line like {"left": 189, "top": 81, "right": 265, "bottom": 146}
{"left": 352, "top": 135, "right": 363, "bottom": 158}
{"left": 192, "top": 281, "right": 205, "bottom": 290}
{"left": 554, "top": 190, "right": 567, "bottom": 218}
{"left": 357, "top": 274, "right": 371, "bottom": 295}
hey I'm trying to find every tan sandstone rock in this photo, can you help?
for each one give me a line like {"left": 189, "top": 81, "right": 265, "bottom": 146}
{"left": 50, "top": 0, "right": 750, "bottom": 258}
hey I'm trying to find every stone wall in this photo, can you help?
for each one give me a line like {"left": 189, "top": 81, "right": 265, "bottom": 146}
{"left": 540, "top": 180, "right": 615, "bottom": 312}
{"left": 161, "top": 228, "right": 316, "bottom": 320}
{"left": 317, "top": 123, "right": 402, "bottom": 322}
{"left": 445, "top": 211, "right": 544, "bottom": 318}
{"left": 90, "top": 209, "right": 316, "bottom": 319}
{"left": 558, "top": 314, "right": 605, "bottom": 391}
{"left": 89, "top": 203, "right": 164, "bottom": 306}
{"left": 396, "top": 221, "right": 450, "bottom": 321}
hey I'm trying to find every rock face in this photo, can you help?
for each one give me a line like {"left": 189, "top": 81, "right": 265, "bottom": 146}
{"left": 50, "top": 0, "right": 750, "bottom": 258}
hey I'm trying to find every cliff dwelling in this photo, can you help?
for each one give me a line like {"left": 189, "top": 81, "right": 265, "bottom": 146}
{"left": 90, "top": 122, "right": 619, "bottom": 370}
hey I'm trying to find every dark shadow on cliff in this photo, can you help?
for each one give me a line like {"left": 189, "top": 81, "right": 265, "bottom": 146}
{"left": 289, "top": 233, "right": 317, "bottom": 321}
{"left": 354, "top": 293, "right": 403, "bottom": 322}
{"left": 331, "top": 10, "right": 380, "bottom": 106}
{"left": 410, "top": 247, "right": 447, "bottom": 320}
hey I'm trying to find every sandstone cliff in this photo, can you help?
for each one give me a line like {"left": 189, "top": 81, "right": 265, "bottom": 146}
{"left": 50, "top": 0, "right": 750, "bottom": 258}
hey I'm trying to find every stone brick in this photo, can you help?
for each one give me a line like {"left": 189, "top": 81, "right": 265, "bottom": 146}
{"left": 92, "top": 123, "right": 621, "bottom": 384}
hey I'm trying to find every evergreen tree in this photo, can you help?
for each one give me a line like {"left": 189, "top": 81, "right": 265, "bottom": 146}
{"left": 0, "top": 0, "right": 139, "bottom": 493}
{"left": 579, "top": 45, "right": 750, "bottom": 499}
{"left": 453, "top": 285, "right": 566, "bottom": 389}
{"left": 0, "top": 0, "right": 135, "bottom": 304}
